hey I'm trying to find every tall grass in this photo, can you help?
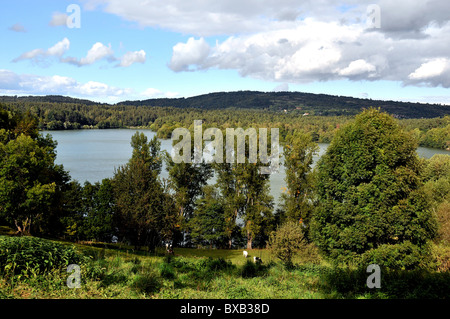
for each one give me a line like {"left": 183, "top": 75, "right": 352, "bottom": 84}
{"left": 1, "top": 235, "right": 449, "bottom": 299}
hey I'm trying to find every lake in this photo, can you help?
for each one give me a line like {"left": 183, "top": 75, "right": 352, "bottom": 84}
{"left": 42, "top": 129, "right": 449, "bottom": 207}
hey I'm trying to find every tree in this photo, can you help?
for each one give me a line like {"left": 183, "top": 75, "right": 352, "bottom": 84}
{"left": 311, "top": 108, "right": 437, "bottom": 269}
{"left": 188, "top": 186, "right": 227, "bottom": 248}
{"left": 281, "top": 130, "right": 318, "bottom": 237}
{"left": 269, "top": 221, "right": 306, "bottom": 268}
{"left": 113, "top": 132, "right": 178, "bottom": 251}
{"left": 213, "top": 130, "right": 274, "bottom": 250}
{"left": 0, "top": 105, "right": 70, "bottom": 235}
{"left": 77, "top": 179, "right": 116, "bottom": 242}
{"left": 164, "top": 127, "right": 213, "bottom": 246}
{"left": 421, "top": 154, "right": 450, "bottom": 244}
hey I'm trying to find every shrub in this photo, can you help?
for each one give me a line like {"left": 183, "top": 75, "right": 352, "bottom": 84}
{"left": 132, "top": 270, "right": 162, "bottom": 294}
{"left": 159, "top": 262, "right": 176, "bottom": 279}
{"left": 359, "top": 241, "right": 434, "bottom": 271}
{"left": 311, "top": 109, "right": 437, "bottom": 268}
{"left": 268, "top": 221, "right": 306, "bottom": 267}
{"left": 0, "top": 236, "right": 86, "bottom": 278}
{"left": 196, "top": 257, "right": 233, "bottom": 272}
{"left": 240, "top": 260, "right": 267, "bottom": 278}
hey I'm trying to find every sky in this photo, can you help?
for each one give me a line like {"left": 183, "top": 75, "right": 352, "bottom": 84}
{"left": 1, "top": 0, "right": 450, "bottom": 105}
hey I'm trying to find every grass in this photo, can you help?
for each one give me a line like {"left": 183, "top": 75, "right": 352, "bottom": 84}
{"left": 1, "top": 233, "right": 449, "bottom": 299}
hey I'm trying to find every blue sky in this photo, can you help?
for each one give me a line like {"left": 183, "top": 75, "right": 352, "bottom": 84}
{"left": 1, "top": 0, "right": 450, "bottom": 105}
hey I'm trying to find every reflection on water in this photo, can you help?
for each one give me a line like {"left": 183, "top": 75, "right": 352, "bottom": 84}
{"left": 43, "top": 129, "right": 449, "bottom": 207}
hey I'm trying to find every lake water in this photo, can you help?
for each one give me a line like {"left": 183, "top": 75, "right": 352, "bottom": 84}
{"left": 42, "top": 129, "right": 449, "bottom": 207}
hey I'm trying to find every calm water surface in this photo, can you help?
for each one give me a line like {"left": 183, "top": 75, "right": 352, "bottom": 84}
{"left": 43, "top": 129, "right": 450, "bottom": 206}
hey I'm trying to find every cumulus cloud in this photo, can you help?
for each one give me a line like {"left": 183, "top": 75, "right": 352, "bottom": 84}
{"left": 409, "top": 58, "right": 449, "bottom": 80}
{"left": 0, "top": 69, "right": 132, "bottom": 100}
{"left": 63, "top": 42, "right": 115, "bottom": 66}
{"left": 408, "top": 58, "right": 450, "bottom": 87}
{"left": 12, "top": 38, "right": 70, "bottom": 64}
{"left": 118, "top": 50, "right": 146, "bottom": 67}
{"left": 83, "top": 0, "right": 450, "bottom": 88}
{"left": 167, "top": 15, "right": 450, "bottom": 87}
{"left": 14, "top": 38, "right": 146, "bottom": 68}
{"left": 338, "top": 59, "right": 377, "bottom": 76}
{"left": 0, "top": 69, "right": 180, "bottom": 102}
{"left": 169, "top": 37, "right": 210, "bottom": 72}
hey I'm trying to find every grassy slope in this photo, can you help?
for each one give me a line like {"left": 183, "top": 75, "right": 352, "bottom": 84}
{"left": 2, "top": 234, "right": 450, "bottom": 299}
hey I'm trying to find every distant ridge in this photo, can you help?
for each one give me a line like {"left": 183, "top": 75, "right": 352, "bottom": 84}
{"left": 2, "top": 90, "right": 449, "bottom": 118}
{"left": 117, "top": 91, "right": 450, "bottom": 118}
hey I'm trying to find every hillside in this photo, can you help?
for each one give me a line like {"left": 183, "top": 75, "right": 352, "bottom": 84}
{"left": 2, "top": 90, "right": 449, "bottom": 118}
{"left": 118, "top": 90, "right": 450, "bottom": 118}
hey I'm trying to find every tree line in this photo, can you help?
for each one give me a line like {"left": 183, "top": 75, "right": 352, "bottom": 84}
{"left": 1, "top": 103, "right": 448, "bottom": 269}
{"left": 1, "top": 99, "right": 449, "bottom": 150}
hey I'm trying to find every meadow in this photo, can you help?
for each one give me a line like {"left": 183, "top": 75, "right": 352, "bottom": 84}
{"left": 1, "top": 230, "right": 449, "bottom": 300}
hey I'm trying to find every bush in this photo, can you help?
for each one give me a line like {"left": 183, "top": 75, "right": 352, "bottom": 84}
{"left": 240, "top": 260, "right": 267, "bottom": 278}
{"left": 159, "top": 262, "right": 176, "bottom": 279}
{"left": 196, "top": 257, "right": 234, "bottom": 272}
{"left": 132, "top": 270, "right": 162, "bottom": 294}
{"left": 0, "top": 236, "right": 86, "bottom": 278}
{"left": 359, "top": 242, "right": 434, "bottom": 271}
{"left": 320, "top": 266, "right": 450, "bottom": 298}
{"left": 268, "top": 221, "right": 306, "bottom": 267}
{"left": 311, "top": 109, "right": 437, "bottom": 267}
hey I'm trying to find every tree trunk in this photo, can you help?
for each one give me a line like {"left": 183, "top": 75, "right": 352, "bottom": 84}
{"left": 246, "top": 230, "right": 252, "bottom": 250}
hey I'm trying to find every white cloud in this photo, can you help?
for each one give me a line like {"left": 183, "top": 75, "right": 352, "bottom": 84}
{"left": 47, "top": 38, "right": 71, "bottom": 56}
{"left": 118, "top": 50, "right": 146, "bottom": 67}
{"left": 82, "top": 0, "right": 375, "bottom": 36}
{"left": 12, "top": 38, "right": 70, "bottom": 64}
{"left": 169, "top": 37, "right": 210, "bottom": 72}
{"left": 140, "top": 88, "right": 179, "bottom": 98}
{"left": 49, "top": 12, "right": 68, "bottom": 27}
{"left": 0, "top": 69, "right": 131, "bottom": 101}
{"left": 408, "top": 58, "right": 449, "bottom": 80}
{"left": 338, "top": 59, "right": 376, "bottom": 76}
{"left": 84, "top": 0, "right": 450, "bottom": 88}
{"left": 166, "top": 15, "right": 450, "bottom": 88}
{"left": 15, "top": 39, "right": 146, "bottom": 68}
{"left": 63, "top": 42, "right": 115, "bottom": 66}
{"left": 0, "top": 69, "right": 181, "bottom": 103}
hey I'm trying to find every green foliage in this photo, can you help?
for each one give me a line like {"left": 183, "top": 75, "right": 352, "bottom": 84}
{"left": 189, "top": 186, "right": 227, "bottom": 248}
{"left": 281, "top": 130, "right": 318, "bottom": 235}
{"left": 269, "top": 221, "right": 306, "bottom": 267}
{"left": 159, "top": 262, "right": 176, "bottom": 279}
{"left": 421, "top": 154, "right": 450, "bottom": 244}
{"left": 359, "top": 241, "right": 434, "bottom": 271}
{"left": 311, "top": 108, "right": 438, "bottom": 268}
{"left": 132, "top": 269, "right": 162, "bottom": 294}
{"left": 196, "top": 257, "right": 233, "bottom": 272}
{"left": 320, "top": 266, "right": 450, "bottom": 299}
{"left": 0, "top": 104, "right": 70, "bottom": 236}
{"left": 112, "top": 132, "right": 178, "bottom": 250}
{"left": 240, "top": 259, "right": 267, "bottom": 278}
{"left": 0, "top": 236, "right": 85, "bottom": 278}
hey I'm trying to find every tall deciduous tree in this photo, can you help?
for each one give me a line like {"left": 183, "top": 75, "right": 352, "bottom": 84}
{"left": 113, "top": 132, "right": 178, "bottom": 251}
{"left": 281, "top": 130, "right": 318, "bottom": 237}
{"left": 0, "top": 105, "right": 70, "bottom": 236}
{"left": 311, "top": 108, "right": 437, "bottom": 268}
{"left": 188, "top": 186, "right": 227, "bottom": 248}
{"left": 214, "top": 130, "right": 274, "bottom": 249}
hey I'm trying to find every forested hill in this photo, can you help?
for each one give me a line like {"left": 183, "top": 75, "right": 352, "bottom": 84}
{"left": 2, "top": 90, "right": 449, "bottom": 118}
{"left": 0, "top": 95, "right": 106, "bottom": 106}
{"left": 117, "top": 91, "right": 450, "bottom": 118}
